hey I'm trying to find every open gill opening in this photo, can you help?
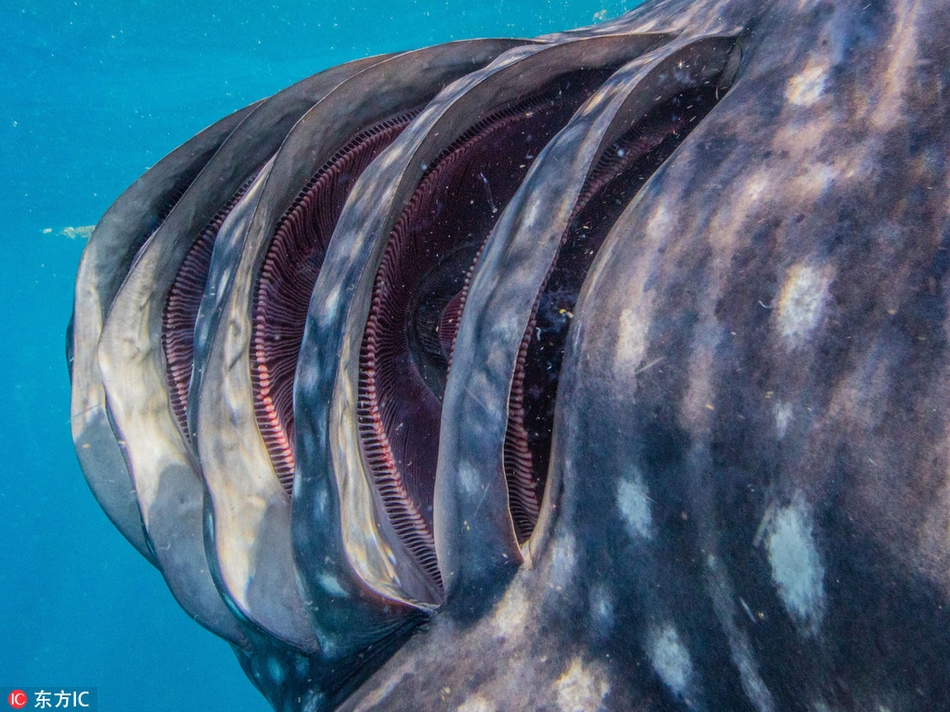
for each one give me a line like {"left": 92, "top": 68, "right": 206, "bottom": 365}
{"left": 504, "top": 82, "right": 726, "bottom": 544}
{"left": 251, "top": 111, "right": 421, "bottom": 495}
{"left": 356, "top": 67, "right": 619, "bottom": 592}
{"left": 162, "top": 172, "right": 260, "bottom": 443}
{"left": 156, "top": 182, "right": 192, "bottom": 228}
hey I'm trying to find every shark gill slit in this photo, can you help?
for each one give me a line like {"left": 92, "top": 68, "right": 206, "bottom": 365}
{"left": 162, "top": 172, "right": 260, "bottom": 443}
{"left": 356, "top": 68, "right": 618, "bottom": 592}
{"left": 251, "top": 111, "right": 421, "bottom": 493}
{"left": 504, "top": 80, "right": 728, "bottom": 544}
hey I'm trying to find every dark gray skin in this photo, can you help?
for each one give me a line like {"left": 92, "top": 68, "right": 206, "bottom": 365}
{"left": 69, "top": 0, "right": 950, "bottom": 710}
{"left": 343, "top": 1, "right": 950, "bottom": 710}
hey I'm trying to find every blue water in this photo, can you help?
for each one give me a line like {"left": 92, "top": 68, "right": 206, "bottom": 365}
{"left": 2, "top": 1, "right": 637, "bottom": 709}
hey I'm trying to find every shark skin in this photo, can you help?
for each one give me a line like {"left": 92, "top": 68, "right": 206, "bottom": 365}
{"left": 69, "top": 0, "right": 950, "bottom": 710}
{"left": 340, "top": 1, "right": 950, "bottom": 710}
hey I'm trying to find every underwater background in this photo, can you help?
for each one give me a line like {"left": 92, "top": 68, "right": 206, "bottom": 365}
{"left": 2, "top": 1, "right": 642, "bottom": 709}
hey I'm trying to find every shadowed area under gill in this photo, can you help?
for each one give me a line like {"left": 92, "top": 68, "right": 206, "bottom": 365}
{"left": 357, "top": 68, "right": 619, "bottom": 592}
{"left": 505, "top": 83, "right": 725, "bottom": 543}
{"left": 233, "top": 600, "right": 428, "bottom": 712}
{"left": 162, "top": 173, "right": 260, "bottom": 443}
{"left": 251, "top": 111, "right": 421, "bottom": 494}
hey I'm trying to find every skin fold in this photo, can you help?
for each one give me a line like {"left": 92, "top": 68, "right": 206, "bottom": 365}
{"left": 70, "top": 1, "right": 950, "bottom": 709}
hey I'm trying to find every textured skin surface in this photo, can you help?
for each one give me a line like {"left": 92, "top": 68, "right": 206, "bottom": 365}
{"left": 70, "top": 0, "right": 950, "bottom": 710}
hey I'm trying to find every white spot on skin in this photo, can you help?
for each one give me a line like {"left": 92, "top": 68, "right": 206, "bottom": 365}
{"left": 555, "top": 658, "right": 609, "bottom": 712}
{"left": 785, "top": 59, "right": 828, "bottom": 106}
{"left": 646, "top": 201, "right": 672, "bottom": 237}
{"left": 616, "top": 468, "right": 654, "bottom": 541}
{"left": 267, "top": 656, "right": 286, "bottom": 685}
{"left": 490, "top": 579, "right": 532, "bottom": 637}
{"left": 323, "top": 283, "right": 342, "bottom": 318}
{"left": 776, "top": 263, "right": 834, "bottom": 349}
{"left": 548, "top": 533, "right": 577, "bottom": 592}
{"left": 743, "top": 171, "right": 771, "bottom": 204}
{"left": 795, "top": 163, "right": 837, "bottom": 196}
{"left": 647, "top": 623, "right": 694, "bottom": 698}
{"left": 458, "top": 460, "right": 481, "bottom": 498}
{"left": 588, "top": 585, "right": 615, "bottom": 639}
{"left": 766, "top": 493, "right": 825, "bottom": 636}
{"left": 318, "top": 573, "right": 348, "bottom": 598}
{"left": 456, "top": 695, "right": 495, "bottom": 712}
{"left": 774, "top": 401, "right": 793, "bottom": 439}
{"left": 312, "top": 488, "right": 329, "bottom": 517}
{"left": 615, "top": 305, "right": 651, "bottom": 372}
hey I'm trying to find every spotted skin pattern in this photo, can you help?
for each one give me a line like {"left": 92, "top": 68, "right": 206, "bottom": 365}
{"left": 69, "top": 0, "right": 950, "bottom": 709}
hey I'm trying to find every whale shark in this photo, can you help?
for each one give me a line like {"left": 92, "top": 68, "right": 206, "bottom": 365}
{"left": 69, "top": 0, "right": 950, "bottom": 709}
